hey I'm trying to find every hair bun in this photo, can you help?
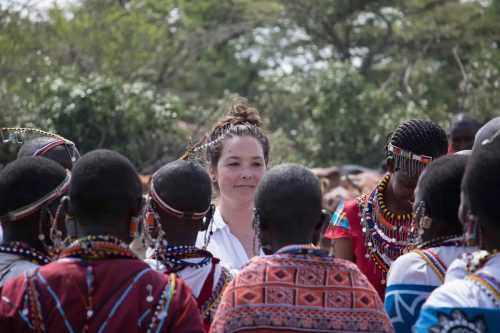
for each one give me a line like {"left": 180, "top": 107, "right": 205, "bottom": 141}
{"left": 226, "top": 98, "right": 263, "bottom": 127}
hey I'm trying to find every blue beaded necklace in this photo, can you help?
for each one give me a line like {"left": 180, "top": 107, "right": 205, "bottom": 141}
{"left": 153, "top": 245, "right": 213, "bottom": 272}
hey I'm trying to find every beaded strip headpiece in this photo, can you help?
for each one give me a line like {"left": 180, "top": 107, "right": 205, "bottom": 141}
{"left": 0, "top": 172, "right": 71, "bottom": 223}
{"left": 148, "top": 178, "right": 210, "bottom": 221}
{"left": 1, "top": 127, "right": 78, "bottom": 164}
{"left": 1, "top": 127, "right": 75, "bottom": 145}
{"left": 386, "top": 143, "right": 433, "bottom": 177}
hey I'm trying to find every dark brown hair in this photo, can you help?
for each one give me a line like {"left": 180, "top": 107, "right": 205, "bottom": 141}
{"left": 205, "top": 99, "right": 270, "bottom": 168}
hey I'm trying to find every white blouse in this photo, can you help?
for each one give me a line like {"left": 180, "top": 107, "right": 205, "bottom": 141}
{"left": 195, "top": 208, "right": 259, "bottom": 272}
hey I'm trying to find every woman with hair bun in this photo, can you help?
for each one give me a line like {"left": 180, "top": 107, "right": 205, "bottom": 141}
{"left": 195, "top": 99, "right": 269, "bottom": 271}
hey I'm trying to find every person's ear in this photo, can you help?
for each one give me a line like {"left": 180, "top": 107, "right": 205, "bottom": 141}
{"left": 312, "top": 210, "right": 330, "bottom": 244}
{"left": 208, "top": 165, "right": 217, "bottom": 182}
{"left": 131, "top": 195, "right": 145, "bottom": 217}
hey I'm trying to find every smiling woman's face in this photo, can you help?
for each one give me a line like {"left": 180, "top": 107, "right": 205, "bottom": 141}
{"left": 209, "top": 135, "right": 266, "bottom": 205}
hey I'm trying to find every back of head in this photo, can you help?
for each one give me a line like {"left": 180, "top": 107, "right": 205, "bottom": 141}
{"left": 153, "top": 160, "right": 212, "bottom": 213}
{"left": 417, "top": 154, "right": 468, "bottom": 231}
{"left": 254, "top": 163, "right": 322, "bottom": 241}
{"left": 206, "top": 99, "right": 270, "bottom": 167}
{"left": 0, "top": 157, "right": 67, "bottom": 217}
{"left": 17, "top": 136, "right": 79, "bottom": 170}
{"left": 17, "top": 137, "right": 57, "bottom": 158}
{"left": 0, "top": 157, "right": 67, "bottom": 240}
{"left": 449, "top": 113, "right": 479, "bottom": 132}
{"left": 70, "top": 149, "right": 141, "bottom": 223}
{"left": 473, "top": 116, "right": 500, "bottom": 149}
{"left": 462, "top": 130, "right": 500, "bottom": 232}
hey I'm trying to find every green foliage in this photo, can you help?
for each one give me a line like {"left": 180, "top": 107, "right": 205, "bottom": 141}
{"left": 1, "top": 0, "right": 499, "bottom": 170}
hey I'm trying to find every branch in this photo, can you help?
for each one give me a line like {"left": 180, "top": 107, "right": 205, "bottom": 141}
{"left": 361, "top": 12, "right": 393, "bottom": 74}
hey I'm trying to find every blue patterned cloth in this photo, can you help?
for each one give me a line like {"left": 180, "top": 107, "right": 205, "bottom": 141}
{"left": 415, "top": 306, "right": 500, "bottom": 332}
{"left": 384, "top": 284, "right": 436, "bottom": 333}
{"left": 330, "top": 201, "right": 350, "bottom": 229}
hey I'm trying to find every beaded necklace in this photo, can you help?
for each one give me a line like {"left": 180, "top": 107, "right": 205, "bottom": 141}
{"left": 276, "top": 244, "right": 327, "bottom": 257}
{"left": 57, "top": 235, "right": 135, "bottom": 332}
{"left": 0, "top": 242, "right": 51, "bottom": 265}
{"left": 60, "top": 235, "right": 137, "bottom": 260}
{"left": 359, "top": 174, "right": 415, "bottom": 284}
{"left": 466, "top": 250, "right": 500, "bottom": 306}
{"left": 152, "top": 245, "right": 213, "bottom": 273}
{"left": 199, "top": 267, "right": 232, "bottom": 321}
{"left": 417, "top": 235, "right": 463, "bottom": 250}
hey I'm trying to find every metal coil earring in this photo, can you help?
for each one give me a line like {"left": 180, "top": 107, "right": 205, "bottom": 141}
{"left": 202, "top": 205, "right": 215, "bottom": 250}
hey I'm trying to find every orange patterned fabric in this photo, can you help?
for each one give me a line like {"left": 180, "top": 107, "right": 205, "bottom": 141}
{"left": 210, "top": 254, "right": 395, "bottom": 333}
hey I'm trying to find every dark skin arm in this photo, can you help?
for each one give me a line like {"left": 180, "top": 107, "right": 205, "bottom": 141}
{"left": 329, "top": 238, "right": 356, "bottom": 262}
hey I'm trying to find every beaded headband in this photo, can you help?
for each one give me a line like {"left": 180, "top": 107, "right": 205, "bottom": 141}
{"left": 0, "top": 172, "right": 71, "bottom": 223}
{"left": 192, "top": 122, "right": 259, "bottom": 154}
{"left": 33, "top": 139, "right": 72, "bottom": 157}
{"left": 387, "top": 143, "right": 433, "bottom": 177}
{"left": 149, "top": 179, "right": 210, "bottom": 220}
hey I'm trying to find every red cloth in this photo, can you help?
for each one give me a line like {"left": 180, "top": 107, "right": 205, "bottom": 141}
{"left": 324, "top": 198, "right": 386, "bottom": 301}
{"left": 211, "top": 252, "right": 394, "bottom": 333}
{"left": 0, "top": 258, "right": 204, "bottom": 332}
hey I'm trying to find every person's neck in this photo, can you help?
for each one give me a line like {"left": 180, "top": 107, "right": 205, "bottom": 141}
{"left": 481, "top": 230, "right": 500, "bottom": 254}
{"left": 161, "top": 224, "right": 198, "bottom": 247}
{"left": 268, "top": 232, "right": 314, "bottom": 254}
{"left": 76, "top": 223, "right": 129, "bottom": 243}
{"left": 219, "top": 199, "right": 254, "bottom": 232}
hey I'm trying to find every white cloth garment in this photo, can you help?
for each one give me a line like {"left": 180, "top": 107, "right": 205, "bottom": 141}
{"left": 387, "top": 244, "right": 476, "bottom": 286}
{"left": 445, "top": 249, "right": 488, "bottom": 283}
{"left": 0, "top": 253, "right": 39, "bottom": 285}
{"left": 145, "top": 247, "right": 229, "bottom": 298}
{"left": 423, "top": 253, "right": 500, "bottom": 309}
{"left": 196, "top": 207, "right": 260, "bottom": 272}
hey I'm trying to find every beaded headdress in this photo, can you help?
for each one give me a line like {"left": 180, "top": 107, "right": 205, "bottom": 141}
{"left": 1, "top": 127, "right": 78, "bottom": 165}
{"left": 386, "top": 143, "right": 433, "bottom": 177}
{"left": 0, "top": 171, "right": 71, "bottom": 223}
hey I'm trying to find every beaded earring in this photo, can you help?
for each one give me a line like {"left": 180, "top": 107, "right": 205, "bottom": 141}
{"left": 129, "top": 215, "right": 142, "bottom": 238}
{"left": 143, "top": 201, "right": 167, "bottom": 251}
{"left": 38, "top": 207, "right": 55, "bottom": 256}
{"left": 252, "top": 209, "right": 261, "bottom": 256}
{"left": 464, "top": 211, "right": 481, "bottom": 247}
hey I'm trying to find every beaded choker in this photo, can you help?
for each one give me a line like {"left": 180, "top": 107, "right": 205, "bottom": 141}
{"left": 0, "top": 242, "right": 51, "bottom": 265}
{"left": 359, "top": 174, "right": 415, "bottom": 284}
{"left": 60, "top": 235, "right": 137, "bottom": 260}
{"left": 149, "top": 181, "right": 210, "bottom": 220}
{"left": 276, "top": 244, "right": 327, "bottom": 257}
{"left": 0, "top": 172, "right": 70, "bottom": 223}
{"left": 152, "top": 245, "right": 213, "bottom": 272}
